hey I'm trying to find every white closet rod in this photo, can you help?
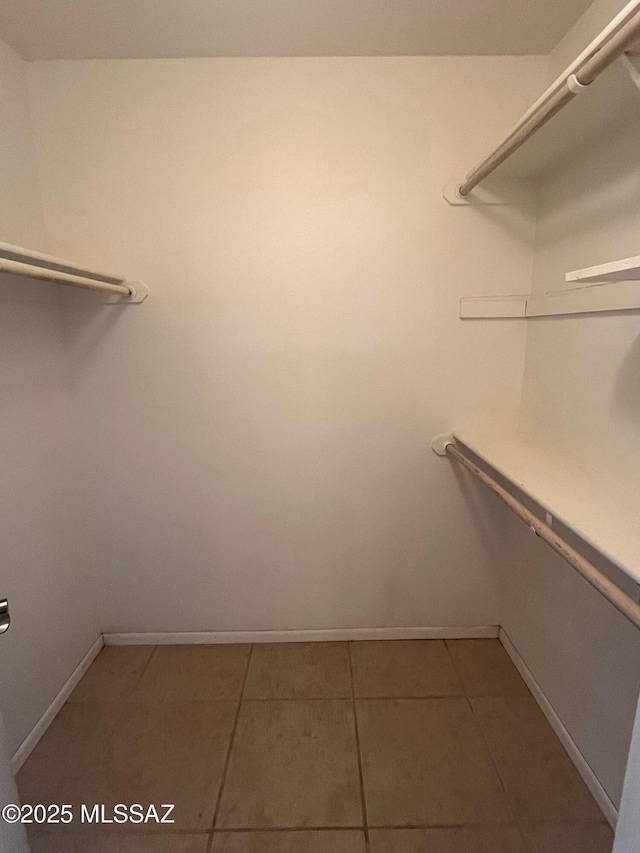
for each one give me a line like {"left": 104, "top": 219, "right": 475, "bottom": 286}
{"left": 442, "top": 440, "right": 640, "bottom": 631}
{"left": 458, "top": 1, "right": 640, "bottom": 197}
{"left": 0, "top": 257, "right": 132, "bottom": 296}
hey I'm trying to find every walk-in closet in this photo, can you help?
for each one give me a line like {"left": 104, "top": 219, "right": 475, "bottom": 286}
{"left": 1, "top": 0, "right": 640, "bottom": 850}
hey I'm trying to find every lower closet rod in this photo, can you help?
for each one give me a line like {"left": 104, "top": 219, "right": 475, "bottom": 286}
{"left": 0, "top": 257, "right": 132, "bottom": 295}
{"left": 442, "top": 440, "right": 640, "bottom": 631}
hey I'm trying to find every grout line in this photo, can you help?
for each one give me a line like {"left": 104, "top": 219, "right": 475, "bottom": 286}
{"left": 464, "top": 693, "right": 521, "bottom": 829}
{"left": 208, "top": 822, "right": 515, "bottom": 832}
{"left": 348, "top": 642, "right": 370, "bottom": 853}
{"left": 65, "top": 694, "right": 499, "bottom": 706}
{"left": 442, "top": 639, "right": 466, "bottom": 697}
{"left": 27, "top": 819, "right": 610, "bottom": 838}
{"left": 241, "top": 695, "right": 353, "bottom": 702}
{"left": 241, "top": 693, "right": 463, "bottom": 702}
{"left": 444, "top": 632, "right": 523, "bottom": 831}
{"left": 131, "top": 644, "right": 158, "bottom": 689}
{"left": 209, "top": 825, "right": 366, "bottom": 833}
{"left": 207, "top": 644, "right": 254, "bottom": 853}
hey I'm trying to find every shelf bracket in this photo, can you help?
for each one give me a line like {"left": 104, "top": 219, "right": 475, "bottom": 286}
{"left": 443, "top": 181, "right": 512, "bottom": 206}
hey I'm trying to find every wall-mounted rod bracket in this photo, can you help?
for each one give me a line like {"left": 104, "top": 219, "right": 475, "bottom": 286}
{"left": 443, "top": 182, "right": 509, "bottom": 206}
{"left": 118, "top": 281, "right": 149, "bottom": 304}
{"left": 431, "top": 434, "right": 454, "bottom": 456}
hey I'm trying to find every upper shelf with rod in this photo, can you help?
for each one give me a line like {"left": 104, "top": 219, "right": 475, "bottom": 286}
{"left": 444, "top": 0, "right": 640, "bottom": 205}
{"left": 0, "top": 241, "right": 148, "bottom": 303}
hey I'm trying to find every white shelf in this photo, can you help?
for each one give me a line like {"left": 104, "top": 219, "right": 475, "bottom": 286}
{"left": 460, "top": 296, "right": 527, "bottom": 319}
{"left": 566, "top": 255, "right": 640, "bottom": 283}
{"left": 461, "top": 280, "right": 640, "bottom": 319}
{"left": 451, "top": 426, "right": 640, "bottom": 588}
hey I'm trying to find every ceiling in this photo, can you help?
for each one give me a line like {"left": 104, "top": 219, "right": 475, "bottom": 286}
{"left": 0, "top": 0, "right": 594, "bottom": 60}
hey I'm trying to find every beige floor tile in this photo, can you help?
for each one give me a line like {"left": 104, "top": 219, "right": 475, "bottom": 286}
{"left": 446, "top": 640, "right": 529, "bottom": 697}
{"left": 356, "top": 698, "right": 513, "bottom": 826}
{"left": 18, "top": 700, "right": 237, "bottom": 831}
{"left": 210, "top": 830, "right": 366, "bottom": 852}
{"left": 243, "top": 643, "right": 351, "bottom": 699}
{"left": 68, "top": 646, "right": 155, "bottom": 702}
{"left": 472, "top": 697, "right": 604, "bottom": 822}
{"left": 521, "top": 822, "right": 614, "bottom": 853}
{"left": 368, "top": 827, "right": 528, "bottom": 852}
{"left": 217, "top": 700, "right": 362, "bottom": 828}
{"left": 350, "top": 641, "right": 462, "bottom": 698}
{"left": 17, "top": 703, "right": 117, "bottom": 808}
{"left": 29, "top": 834, "right": 208, "bottom": 852}
{"left": 133, "top": 644, "right": 250, "bottom": 701}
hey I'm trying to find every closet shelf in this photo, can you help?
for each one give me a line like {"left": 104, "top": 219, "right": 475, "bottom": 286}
{"left": 447, "top": 426, "right": 640, "bottom": 588}
{"left": 461, "top": 280, "right": 640, "bottom": 319}
{"left": 0, "top": 241, "right": 148, "bottom": 303}
{"left": 566, "top": 255, "right": 640, "bottom": 283}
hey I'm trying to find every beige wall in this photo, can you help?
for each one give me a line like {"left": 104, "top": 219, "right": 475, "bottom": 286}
{"left": 497, "top": 0, "right": 640, "bottom": 810}
{"left": 0, "top": 38, "right": 100, "bottom": 756}
{"left": 548, "top": 0, "right": 631, "bottom": 78}
{"left": 26, "top": 56, "right": 545, "bottom": 635}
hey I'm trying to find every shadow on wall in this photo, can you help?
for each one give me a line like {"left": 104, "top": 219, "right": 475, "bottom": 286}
{"left": 535, "top": 125, "right": 640, "bottom": 254}
{"left": 60, "top": 291, "right": 132, "bottom": 361}
{"left": 613, "top": 331, "right": 640, "bottom": 434}
{"left": 447, "top": 455, "right": 640, "bottom": 807}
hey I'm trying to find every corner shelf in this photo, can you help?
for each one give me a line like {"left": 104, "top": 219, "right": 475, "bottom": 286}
{"left": 566, "top": 255, "right": 640, "bottom": 283}
{"left": 462, "top": 255, "right": 640, "bottom": 319}
{"left": 450, "top": 425, "right": 640, "bottom": 588}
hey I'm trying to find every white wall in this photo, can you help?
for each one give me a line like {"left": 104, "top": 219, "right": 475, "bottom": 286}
{"left": 26, "top": 56, "right": 545, "bottom": 634}
{"left": 547, "top": 0, "right": 630, "bottom": 79}
{"left": 0, "top": 37, "right": 101, "bottom": 756}
{"left": 0, "top": 716, "right": 28, "bottom": 852}
{"left": 497, "top": 0, "right": 640, "bottom": 810}
{"left": 523, "top": 0, "right": 640, "bottom": 478}
{"left": 613, "top": 693, "right": 640, "bottom": 852}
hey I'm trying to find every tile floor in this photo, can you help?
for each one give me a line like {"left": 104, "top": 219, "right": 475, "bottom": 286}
{"left": 17, "top": 639, "right": 614, "bottom": 852}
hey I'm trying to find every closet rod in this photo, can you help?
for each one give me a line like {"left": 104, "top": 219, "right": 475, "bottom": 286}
{"left": 0, "top": 257, "right": 132, "bottom": 296}
{"left": 458, "top": 2, "right": 640, "bottom": 197}
{"left": 442, "top": 440, "right": 640, "bottom": 631}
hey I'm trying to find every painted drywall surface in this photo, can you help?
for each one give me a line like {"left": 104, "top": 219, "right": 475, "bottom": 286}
{"left": 493, "top": 501, "right": 640, "bottom": 808}
{"left": 547, "top": 0, "right": 630, "bottom": 80}
{"left": 613, "top": 694, "right": 640, "bottom": 852}
{"left": 26, "top": 56, "right": 545, "bottom": 633}
{"left": 0, "top": 37, "right": 45, "bottom": 244}
{"left": 0, "top": 37, "right": 101, "bottom": 755}
{"left": 0, "top": 718, "right": 28, "bottom": 852}
{"left": 496, "top": 0, "right": 640, "bottom": 809}
{"left": 522, "top": 119, "right": 640, "bottom": 480}
{"left": 0, "top": 0, "right": 594, "bottom": 61}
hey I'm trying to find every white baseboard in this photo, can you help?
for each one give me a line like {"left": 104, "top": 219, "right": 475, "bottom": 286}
{"left": 11, "top": 635, "right": 104, "bottom": 774}
{"left": 103, "top": 625, "right": 499, "bottom": 645}
{"left": 499, "top": 628, "right": 617, "bottom": 829}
